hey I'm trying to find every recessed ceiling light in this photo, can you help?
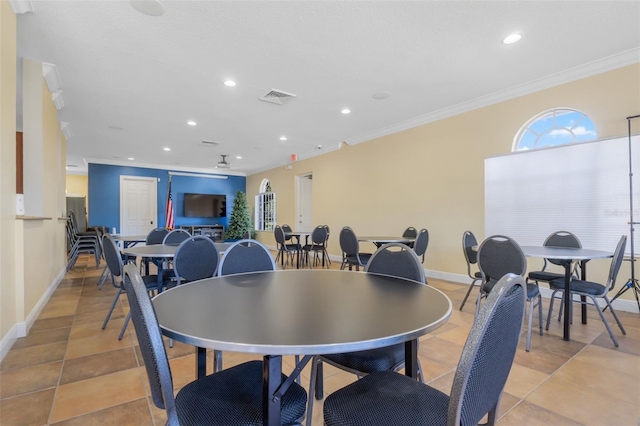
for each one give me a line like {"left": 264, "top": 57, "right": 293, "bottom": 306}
{"left": 503, "top": 33, "right": 522, "bottom": 45}
{"left": 224, "top": 80, "right": 237, "bottom": 87}
{"left": 236, "top": 156, "right": 242, "bottom": 159}
{"left": 128, "top": 157, "right": 135, "bottom": 160}
{"left": 187, "top": 120, "right": 197, "bottom": 126}
{"left": 163, "top": 147, "right": 171, "bottom": 151}
{"left": 341, "top": 108, "right": 351, "bottom": 115}
{"left": 280, "top": 136, "right": 287, "bottom": 141}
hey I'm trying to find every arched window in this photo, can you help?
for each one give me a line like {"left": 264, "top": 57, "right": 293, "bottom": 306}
{"left": 255, "top": 178, "right": 276, "bottom": 231}
{"left": 513, "top": 108, "right": 597, "bottom": 151}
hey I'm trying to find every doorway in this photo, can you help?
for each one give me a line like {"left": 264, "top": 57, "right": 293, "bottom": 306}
{"left": 119, "top": 176, "right": 158, "bottom": 236}
{"left": 296, "top": 173, "right": 313, "bottom": 231}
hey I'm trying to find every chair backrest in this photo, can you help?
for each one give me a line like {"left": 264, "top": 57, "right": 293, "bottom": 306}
{"left": 274, "top": 225, "right": 286, "bottom": 245}
{"left": 122, "top": 264, "right": 179, "bottom": 424}
{"left": 102, "top": 234, "right": 123, "bottom": 279}
{"left": 69, "top": 210, "right": 79, "bottom": 232}
{"left": 462, "top": 230, "right": 479, "bottom": 266}
{"left": 339, "top": 226, "right": 360, "bottom": 257}
{"left": 95, "top": 227, "right": 105, "bottom": 259}
{"left": 242, "top": 229, "right": 252, "bottom": 239}
{"left": 544, "top": 231, "right": 581, "bottom": 265}
{"left": 447, "top": 273, "right": 526, "bottom": 425}
{"left": 402, "top": 226, "right": 417, "bottom": 239}
{"left": 163, "top": 229, "right": 191, "bottom": 245}
{"left": 477, "top": 235, "right": 527, "bottom": 284}
{"left": 173, "top": 236, "right": 220, "bottom": 283}
{"left": 311, "top": 225, "right": 328, "bottom": 245}
{"left": 365, "top": 243, "right": 426, "bottom": 283}
{"left": 605, "top": 235, "right": 627, "bottom": 293}
{"left": 413, "top": 228, "right": 429, "bottom": 259}
{"left": 218, "top": 239, "right": 276, "bottom": 276}
{"left": 282, "top": 224, "right": 293, "bottom": 241}
{"left": 146, "top": 228, "right": 169, "bottom": 245}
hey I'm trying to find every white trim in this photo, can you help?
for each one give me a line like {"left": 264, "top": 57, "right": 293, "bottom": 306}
{"left": 1, "top": 267, "right": 66, "bottom": 362}
{"left": 168, "top": 171, "right": 228, "bottom": 180}
{"left": 86, "top": 157, "right": 246, "bottom": 177}
{"left": 0, "top": 325, "right": 18, "bottom": 363}
{"left": 344, "top": 49, "right": 640, "bottom": 147}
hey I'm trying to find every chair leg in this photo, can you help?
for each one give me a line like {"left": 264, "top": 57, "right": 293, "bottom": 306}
{"left": 590, "top": 295, "right": 620, "bottom": 347}
{"left": 118, "top": 311, "right": 131, "bottom": 340}
{"left": 475, "top": 291, "right": 484, "bottom": 317}
{"left": 526, "top": 298, "right": 533, "bottom": 351}
{"left": 604, "top": 296, "right": 626, "bottom": 335}
{"left": 537, "top": 294, "right": 544, "bottom": 336}
{"left": 213, "top": 350, "right": 223, "bottom": 372}
{"left": 459, "top": 279, "right": 478, "bottom": 311}
{"left": 102, "top": 287, "right": 122, "bottom": 330}
{"left": 546, "top": 289, "right": 559, "bottom": 331}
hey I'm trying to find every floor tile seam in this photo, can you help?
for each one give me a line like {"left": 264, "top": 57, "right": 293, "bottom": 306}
{"left": 0, "top": 384, "right": 58, "bottom": 402}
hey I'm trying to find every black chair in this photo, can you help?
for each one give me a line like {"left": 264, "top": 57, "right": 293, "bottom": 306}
{"left": 459, "top": 230, "right": 483, "bottom": 311}
{"left": 547, "top": 235, "right": 627, "bottom": 347}
{"left": 66, "top": 213, "right": 99, "bottom": 270}
{"left": 413, "top": 228, "right": 429, "bottom": 266}
{"left": 306, "top": 243, "right": 426, "bottom": 426}
{"left": 477, "top": 235, "right": 542, "bottom": 351}
{"left": 163, "top": 229, "right": 191, "bottom": 245}
{"left": 402, "top": 226, "right": 418, "bottom": 248}
{"left": 528, "top": 231, "right": 582, "bottom": 284}
{"left": 101, "top": 234, "right": 171, "bottom": 341}
{"left": 173, "top": 236, "right": 219, "bottom": 283}
{"left": 322, "top": 273, "right": 526, "bottom": 426}
{"left": 282, "top": 223, "right": 294, "bottom": 242}
{"left": 218, "top": 239, "right": 276, "bottom": 276}
{"left": 302, "top": 225, "right": 330, "bottom": 268}
{"left": 339, "top": 226, "right": 371, "bottom": 271}
{"left": 274, "top": 225, "right": 301, "bottom": 269}
{"left": 146, "top": 227, "right": 169, "bottom": 245}
{"left": 121, "top": 264, "right": 307, "bottom": 426}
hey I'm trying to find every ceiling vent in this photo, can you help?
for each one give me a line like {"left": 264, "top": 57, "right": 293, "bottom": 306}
{"left": 217, "top": 154, "right": 230, "bottom": 169}
{"left": 259, "top": 89, "right": 296, "bottom": 105}
{"left": 199, "top": 140, "right": 221, "bottom": 147}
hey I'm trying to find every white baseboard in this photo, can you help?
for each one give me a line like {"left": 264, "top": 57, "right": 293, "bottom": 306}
{"left": 1, "top": 267, "right": 66, "bottom": 363}
{"left": 0, "top": 325, "right": 18, "bottom": 363}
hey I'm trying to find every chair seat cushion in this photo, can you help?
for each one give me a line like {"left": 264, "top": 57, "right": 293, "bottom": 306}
{"left": 526, "top": 283, "right": 540, "bottom": 299}
{"left": 346, "top": 253, "right": 372, "bottom": 266}
{"left": 321, "top": 344, "right": 405, "bottom": 374}
{"left": 528, "top": 270, "right": 564, "bottom": 282}
{"left": 176, "top": 360, "right": 307, "bottom": 426}
{"left": 550, "top": 278, "right": 605, "bottom": 296}
{"left": 324, "top": 370, "right": 449, "bottom": 426}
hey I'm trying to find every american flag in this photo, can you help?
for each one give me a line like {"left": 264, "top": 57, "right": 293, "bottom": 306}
{"left": 165, "top": 179, "right": 174, "bottom": 230}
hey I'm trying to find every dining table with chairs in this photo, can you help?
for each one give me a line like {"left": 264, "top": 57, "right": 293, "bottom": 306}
{"left": 152, "top": 268, "right": 452, "bottom": 426}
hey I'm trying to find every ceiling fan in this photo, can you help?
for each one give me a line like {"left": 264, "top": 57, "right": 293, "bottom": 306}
{"left": 217, "top": 154, "right": 231, "bottom": 169}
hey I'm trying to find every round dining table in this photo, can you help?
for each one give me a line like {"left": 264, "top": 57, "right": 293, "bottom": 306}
{"left": 520, "top": 246, "right": 613, "bottom": 341}
{"left": 152, "top": 269, "right": 452, "bottom": 426}
{"left": 358, "top": 236, "right": 415, "bottom": 248}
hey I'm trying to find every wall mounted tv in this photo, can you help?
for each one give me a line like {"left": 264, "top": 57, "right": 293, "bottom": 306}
{"left": 184, "top": 193, "right": 227, "bottom": 218}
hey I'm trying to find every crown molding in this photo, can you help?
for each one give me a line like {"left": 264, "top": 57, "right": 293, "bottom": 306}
{"left": 9, "top": 0, "right": 33, "bottom": 14}
{"left": 345, "top": 48, "right": 640, "bottom": 146}
{"left": 42, "top": 62, "right": 62, "bottom": 92}
{"left": 84, "top": 157, "right": 247, "bottom": 177}
{"left": 60, "top": 122, "right": 72, "bottom": 140}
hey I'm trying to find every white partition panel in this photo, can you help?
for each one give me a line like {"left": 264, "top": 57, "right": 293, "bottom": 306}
{"left": 485, "top": 135, "right": 640, "bottom": 254}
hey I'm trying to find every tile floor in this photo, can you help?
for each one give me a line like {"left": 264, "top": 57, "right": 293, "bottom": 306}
{"left": 1, "top": 254, "right": 639, "bottom": 425}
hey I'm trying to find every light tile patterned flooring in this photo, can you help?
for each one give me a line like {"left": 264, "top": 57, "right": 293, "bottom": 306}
{"left": 1, "top": 254, "right": 640, "bottom": 425}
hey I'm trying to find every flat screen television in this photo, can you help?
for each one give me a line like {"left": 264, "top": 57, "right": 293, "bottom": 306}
{"left": 184, "top": 193, "right": 226, "bottom": 218}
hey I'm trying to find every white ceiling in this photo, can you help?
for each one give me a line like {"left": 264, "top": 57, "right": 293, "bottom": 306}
{"left": 16, "top": 1, "right": 640, "bottom": 176}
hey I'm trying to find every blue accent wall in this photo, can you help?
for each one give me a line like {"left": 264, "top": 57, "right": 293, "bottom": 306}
{"left": 88, "top": 163, "right": 246, "bottom": 233}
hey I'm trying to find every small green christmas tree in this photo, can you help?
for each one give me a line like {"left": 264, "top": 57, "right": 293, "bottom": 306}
{"left": 224, "top": 190, "right": 255, "bottom": 240}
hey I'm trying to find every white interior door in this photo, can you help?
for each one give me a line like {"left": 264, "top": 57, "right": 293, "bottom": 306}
{"left": 120, "top": 176, "right": 158, "bottom": 236}
{"left": 297, "top": 173, "right": 313, "bottom": 231}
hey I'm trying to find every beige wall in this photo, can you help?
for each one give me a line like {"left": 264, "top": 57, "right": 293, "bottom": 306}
{"left": 1, "top": 5, "right": 67, "bottom": 354}
{"left": 0, "top": 1, "right": 18, "bottom": 342}
{"left": 248, "top": 64, "right": 640, "bottom": 301}
{"left": 66, "top": 174, "right": 88, "bottom": 198}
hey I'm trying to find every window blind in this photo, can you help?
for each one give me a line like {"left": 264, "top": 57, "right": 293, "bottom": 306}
{"left": 485, "top": 135, "right": 640, "bottom": 255}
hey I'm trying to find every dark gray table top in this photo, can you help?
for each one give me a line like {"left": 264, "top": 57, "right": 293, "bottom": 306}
{"left": 359, "top": 236, "right": 415, "bottom": 244}
{"left": 122, "top": 242, "right": 231, "bottom": 257}
{"left": 112, "top": 234, "right": 147, "bottom": 242}
{"left": 153, "top": 269, "right": 451, "bottom": 355}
